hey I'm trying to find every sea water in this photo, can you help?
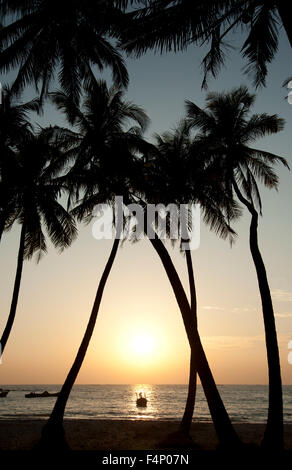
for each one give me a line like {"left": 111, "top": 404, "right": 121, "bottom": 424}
{"left": 0, "top": 384, "right": 292, "bottom": 423}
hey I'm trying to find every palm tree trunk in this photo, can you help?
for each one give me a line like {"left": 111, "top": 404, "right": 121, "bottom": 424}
{"left": 149, "top": 235, "right": 241, "bottom": 448}
{"left": 37, "top": 236, "right": 120, "bottom": 450}
{"left": 233, "top": 181, "right": 283, "bottom": 450}
{"left": 180, "top": 245, "right": 197, "bottom": 435}
{"left": 180, "top": 350, "right": 197, "bottom": 434}
{"left": 0, "top": 222, "right": 26, "bottom": 357}
{"left": 277, "top": 1, "right": 292, "bottom": 49}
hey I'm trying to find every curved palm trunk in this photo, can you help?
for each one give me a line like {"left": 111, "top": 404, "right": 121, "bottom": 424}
{"left": 277, "top": 1, "right": 292, "bottom": 49}
{"left": 37, "top": 236, "right": 120, "bottom": 450}
{"left": 180, "top": 245, "right": 197, "bottom": 435}
{"left": 233, "top": 181, "right": 283, "bottom": 450}
{"left": 0, "top": 222, "right": 26, "bottom": 357}
{"left": 149, "top": 235, "right": 241, "bottom": 448}
{"left": 180, "top": 350, "right": 197, "bottom": 435}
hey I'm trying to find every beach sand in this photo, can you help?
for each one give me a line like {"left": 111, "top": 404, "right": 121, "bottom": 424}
{"left": 0, "top": 420, "right": 292, "bottom": 451}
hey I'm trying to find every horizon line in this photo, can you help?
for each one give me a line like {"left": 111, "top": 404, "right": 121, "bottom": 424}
{"left": 1, "top": 383, "right": 292, "bottom": 386}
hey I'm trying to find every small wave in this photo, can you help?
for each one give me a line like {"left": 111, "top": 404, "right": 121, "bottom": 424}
{"left": 0, "top": 413, "right": 50, "bottom": 419}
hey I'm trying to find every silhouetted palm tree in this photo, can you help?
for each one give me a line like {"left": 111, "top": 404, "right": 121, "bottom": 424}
{"left": 0, "top": 129, "right": 77, "bottom": 359}
{"left": 142, "top": 122, "right": 241, "bottom": 443}
{"left": 151, "top": 125, "right": 199, "bottom": 437}
{"left": 120, "top": 0, "right": 292, "bottom": 87}
{"left": 0, "top": 1, "right": 128, "bottom": 103}
{"left": 0, "top": 85, "right": 40, "bottom": 241}
{"left": 37, "top": 81, "right": 150, "bottom": 450}
{"left": 186, "top": 85, "right": 289, "bottom": 450}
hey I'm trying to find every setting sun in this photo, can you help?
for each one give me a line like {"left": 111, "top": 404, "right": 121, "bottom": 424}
{"left": 114, "top": 323, "right": 172, "bottom": 378}
{"left": 131, "top": 334, "right": 155, "bottom": 356}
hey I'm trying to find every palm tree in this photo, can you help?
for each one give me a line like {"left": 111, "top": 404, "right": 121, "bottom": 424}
{"left": 0, "top": 129, "right": 77, "bottom": 359}
{"left": 37, "top": 80, "right": 150, "bottom": 449}
{"left": 0, "top": 0, "right": 128, "bottom": 103}
{"left": 133, "top": 125, "right": 199, "bottom": 438}
{"left": 133, "top": 123, "right": 239, "bottom": 446}
{"left": 37, "top": 227, "right": 121, "bottom": 450}
{"left": 120, "top": 0, "right": 292, "bottom": 88}
{"left": 0, "top": 85, "right": 40, "bottom": 241}
{"left": 186, "top": 85, "right": 289, "bottom": 450}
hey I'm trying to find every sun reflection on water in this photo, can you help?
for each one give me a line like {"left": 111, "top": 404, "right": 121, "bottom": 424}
{"left": 131, "top": 384, "right": 157, "bottom": 420}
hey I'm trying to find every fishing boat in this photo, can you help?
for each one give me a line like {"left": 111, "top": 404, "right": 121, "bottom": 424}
{"left": 25, "top": 391, "right": 60, "bottom": 398}
{"left": 0, "top": 390, "right": 9, "bottom": 397}
{"left": 136, "top": 392, "right": 147, "bottom": 407}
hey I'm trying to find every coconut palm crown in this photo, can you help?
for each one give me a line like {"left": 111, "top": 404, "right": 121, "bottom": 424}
{"left": 0, "top": 0, "right": 129, "bottom": 103}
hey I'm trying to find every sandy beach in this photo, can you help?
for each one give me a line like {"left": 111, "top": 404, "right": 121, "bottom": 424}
{"left": 0, "top": 420, "right": 292, "bottom": 451}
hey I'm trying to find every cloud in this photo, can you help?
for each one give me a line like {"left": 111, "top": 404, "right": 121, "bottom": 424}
{"left": 271, "top": 289, "right": 292, "bottom": 302}
{"left": 201, "top": 335, "right": 264, "bottom": 350}
{"left": 275, "top": 312, "right": 292, "bottom": 318}
{"left": 202, "top": 306, "right": 224, "bottom": 311}
{"left": 202, "top": 305, "right": 257, "bottom": 313}
{"left": 201, "top": 334, "right": 292, "bottom": 350}
{"left": 231, "top": 307, "right": 257, "bottom": 313}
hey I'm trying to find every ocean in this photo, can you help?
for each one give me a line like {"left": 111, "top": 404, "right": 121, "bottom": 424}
{"left": 1, "top": 384, "right": 292, "bottom": 423}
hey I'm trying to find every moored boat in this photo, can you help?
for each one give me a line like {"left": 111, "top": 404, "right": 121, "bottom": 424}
{"left": 25, "top": 391, "right": 60, "bottom": 398}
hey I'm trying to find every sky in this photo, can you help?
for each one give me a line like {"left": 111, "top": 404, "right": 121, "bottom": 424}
{"left": 0, "top": 23, "right": 292, "bottom": 385}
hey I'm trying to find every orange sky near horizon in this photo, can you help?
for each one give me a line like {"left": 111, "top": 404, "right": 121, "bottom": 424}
{"left": 1, "top": 218, "right": 291, "bottom": 385}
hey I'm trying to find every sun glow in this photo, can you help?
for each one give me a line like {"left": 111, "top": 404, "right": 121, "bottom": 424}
{"left": 116, "top": 323, "right": 170, "bottom": 374}
{"left": 131, "top": 333, "right": 155, "bottom": 356}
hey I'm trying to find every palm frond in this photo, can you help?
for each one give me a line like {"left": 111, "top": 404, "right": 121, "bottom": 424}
{"left": 201, "top": 25, "right": 233, "bottom": 89}
{"left": 241, "top": 5, "right": 279, "bottom": 88}
{"left": 242, "top": 114, "right": 284, "bottom": 142}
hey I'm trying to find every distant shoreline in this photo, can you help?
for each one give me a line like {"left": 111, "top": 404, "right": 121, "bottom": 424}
{"left": 1, "top": 419, "right": 292, "bottom": 451}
